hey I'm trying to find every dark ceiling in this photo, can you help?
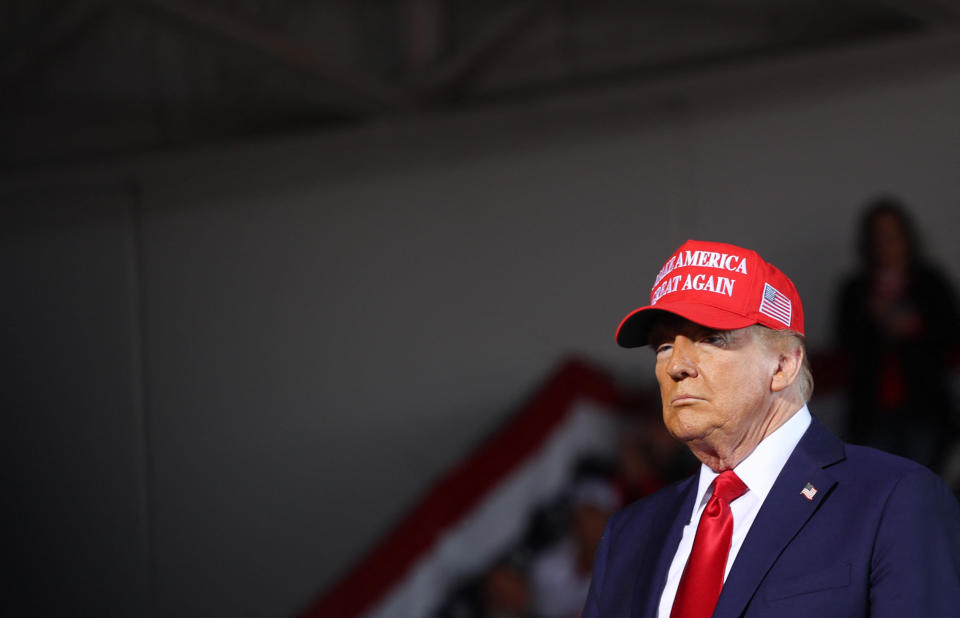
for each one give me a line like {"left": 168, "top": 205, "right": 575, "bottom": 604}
{"left": 2, "top": 0, "right": 957, "bottom": 170}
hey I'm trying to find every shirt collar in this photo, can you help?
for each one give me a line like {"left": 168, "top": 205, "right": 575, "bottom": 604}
{"left": 693, "top": 404, "right": 812, "bottom": 511}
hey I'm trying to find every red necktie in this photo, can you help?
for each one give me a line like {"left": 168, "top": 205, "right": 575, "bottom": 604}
{"left": 670, "top": 470, "right": 748, "bottom": 618}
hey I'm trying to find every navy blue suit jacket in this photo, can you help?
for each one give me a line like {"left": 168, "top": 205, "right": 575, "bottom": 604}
{"left": 583, "top": 417, "right": 960, "bottom": 617}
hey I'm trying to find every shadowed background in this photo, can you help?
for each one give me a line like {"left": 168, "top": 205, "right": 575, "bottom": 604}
{"left": 3, "top": 2, "right": 960, "bottom": 616}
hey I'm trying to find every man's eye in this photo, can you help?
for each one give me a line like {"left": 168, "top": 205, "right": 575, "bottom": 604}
{"left": 702, "top": 334, "right": 726, "bottom": 346}
{"left": 655, "top": 343, "right": 672, "bottom": 355}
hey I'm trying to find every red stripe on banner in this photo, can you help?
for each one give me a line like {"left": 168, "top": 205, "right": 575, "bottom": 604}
{"left": 300, "top": 357, "right": 621, "bottom": 618}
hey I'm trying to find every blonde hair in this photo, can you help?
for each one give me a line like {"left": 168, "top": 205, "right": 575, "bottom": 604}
{"left": 751, "top": 325, "right": 814, "bottom": 402}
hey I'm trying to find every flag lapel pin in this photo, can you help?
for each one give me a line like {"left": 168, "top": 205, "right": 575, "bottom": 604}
{"left": 800, "top": 482, "right": 818, "bottom": 500}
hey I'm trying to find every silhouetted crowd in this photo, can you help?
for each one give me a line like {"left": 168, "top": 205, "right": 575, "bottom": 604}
{"left": 435, "top": 417, "right": 697, "bottom": 618}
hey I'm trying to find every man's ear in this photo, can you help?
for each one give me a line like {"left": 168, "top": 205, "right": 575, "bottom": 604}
{"left": 771, "top": 345, "right": 803, "bottom": 393}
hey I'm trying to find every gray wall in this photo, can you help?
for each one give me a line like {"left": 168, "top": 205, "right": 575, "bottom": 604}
{"left": 4, "top": 36, "right": 960, "bottom": 617}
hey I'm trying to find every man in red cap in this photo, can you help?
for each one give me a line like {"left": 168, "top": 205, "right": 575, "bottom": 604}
{"left": 583, "top": 240, "right": 960, "bottom": 618}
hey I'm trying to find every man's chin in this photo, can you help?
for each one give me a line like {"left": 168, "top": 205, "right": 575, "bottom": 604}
{"left": 664, "top": 410, "right": 713, "bottom": 442}
{"left": 665, "top": 425, "right": 712, "bottom": 445}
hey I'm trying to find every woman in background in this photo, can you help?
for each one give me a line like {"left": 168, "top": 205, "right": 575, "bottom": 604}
{"left": 835, "top": 195, "right": 959, "bottom": 470}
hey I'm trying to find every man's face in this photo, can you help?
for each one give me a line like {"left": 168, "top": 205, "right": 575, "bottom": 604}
{"left": 649, "top": 315, "right": 779, "bottom": 462}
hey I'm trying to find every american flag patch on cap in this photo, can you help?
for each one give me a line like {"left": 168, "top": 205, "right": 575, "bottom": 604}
{"left": 759, "top": 282, "right": 792, "bottom": 327}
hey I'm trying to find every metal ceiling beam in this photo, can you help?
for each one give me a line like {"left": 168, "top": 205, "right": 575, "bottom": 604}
{"left": 404, "top": 0, "right": 444, "bottom": 74}
{"left": 417, "top": 0, "right": 554, "bottom": 98}
{"left": 878, "top": 0, "right": 960, "bottom": 24}
{"left": 1, "top": 0, "right": 110, "bottom": 89}
{"left": 130, "top": 0, "right": 416, "bottom": 111}
{"left": 411, "top": 0, "right": 839, "bottom": 100}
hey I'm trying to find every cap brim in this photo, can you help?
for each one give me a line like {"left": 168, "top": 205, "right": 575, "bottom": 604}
{"left": 615, "top": 302, "right": 758, "bottom": 348}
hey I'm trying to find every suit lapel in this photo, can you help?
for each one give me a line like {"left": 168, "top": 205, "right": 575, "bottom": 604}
{"left": 631, "top": 474, "right": 699, "bottom": 618}
{"left": 713, "top": 417, "right": 845, "bottom": 617}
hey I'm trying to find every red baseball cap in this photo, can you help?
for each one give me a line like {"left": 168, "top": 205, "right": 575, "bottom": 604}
{"left": 616, "top": 239, "right": 804, "bottom": 347}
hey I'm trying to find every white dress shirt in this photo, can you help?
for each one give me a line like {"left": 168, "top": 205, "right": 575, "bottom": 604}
{"left": 656, "top": 405, "right": 812, "bottom": 618}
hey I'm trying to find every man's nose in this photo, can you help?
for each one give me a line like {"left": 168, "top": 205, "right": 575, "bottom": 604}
{"left": 666, "top": 336, "right": 698, "bottom": 381}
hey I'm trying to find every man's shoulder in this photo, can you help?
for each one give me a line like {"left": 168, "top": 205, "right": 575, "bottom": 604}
{"left": 830, "top": 440, "right": 955, "bottom": 505}
{"left": 839, "top": 441, "right": 938, "bottom": 479}
{"left": 803, "top": 417, "right": 943, "bottom": 485}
